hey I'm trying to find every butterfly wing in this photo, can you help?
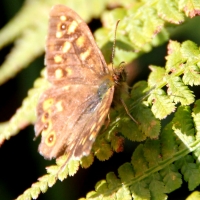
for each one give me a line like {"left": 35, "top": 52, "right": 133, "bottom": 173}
{"left": 45, "top": 4, "right": 109, "bottom": 85}
{"left": 35, "top": 83, "right": 114, "bottom": 159}
{"left": 35, "top": 5, "right": 114, "bottom": 160}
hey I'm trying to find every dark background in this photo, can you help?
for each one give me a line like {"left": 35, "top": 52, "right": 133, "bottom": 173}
{"left": 0, "top": 1, "right": 200, "bottom": 199}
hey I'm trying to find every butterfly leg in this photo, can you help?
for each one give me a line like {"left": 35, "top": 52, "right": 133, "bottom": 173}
{"left": 120, "top": 98, "right": 139, "bottom": 125}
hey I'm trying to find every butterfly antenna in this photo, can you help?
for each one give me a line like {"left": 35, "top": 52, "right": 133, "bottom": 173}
{"left": 111, "top": 20, "right": 120, "bottom": 72}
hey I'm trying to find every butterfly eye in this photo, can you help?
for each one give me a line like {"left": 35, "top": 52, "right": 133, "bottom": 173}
{"left": 45, "top": 131, "right": 56, "bottom": 147}
{"left": 44, "top": 123, "right": 49, "bottom": 130}
{"left": 60, "top": 23, "right": 66, "bottom": 30}
{"left": 48, "top": 135, "right": 54, "bottom": 142}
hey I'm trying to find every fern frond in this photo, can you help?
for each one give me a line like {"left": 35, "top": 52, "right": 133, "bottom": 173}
{"left": 172, "top": 106, "right": 195, "bottom": 144}
{"left": 157, "top": 0, "right": 184, "bottom": 24}
{"left": 165, "top": 40, "right": 184, "bottom": 72}
{"left": 167, "top": 76, "right": 195, "bottom": 105}
{"left": 81, "top": 101, "right": 200, "bottom": 199}
{"left": 0, "top": 1, "right": 48, "bottom": 85}
{"left": 0, "top": 70, "right": 49, "bottom": 144}
{"left": 178, "top": 0, "right": 200, "bottom": 18}
{"left": 148, "top": 65, "right": 166, "bottom": 87}
{"left": 160, "top": 164, "right": 182, "bottom": 193}
{"left": 16, "top": 156, "right": 80, "bottom": 200}
{"left": 145, "top": 40, "right": 200, "bottom": 120}
{"left": 148, "top": 88, "right": 175, "bottom": 119}
{"left": 175, "top": 155, "right": 200, "bottom": 191}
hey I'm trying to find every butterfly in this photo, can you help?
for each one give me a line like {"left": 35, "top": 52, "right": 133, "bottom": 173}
{"left": 34, "top": 5, "right": 116, "bottom": 162}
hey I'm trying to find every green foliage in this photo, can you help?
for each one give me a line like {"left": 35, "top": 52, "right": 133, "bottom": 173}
{"left": 1, "top": 0, "right": 200, "bottom": 199}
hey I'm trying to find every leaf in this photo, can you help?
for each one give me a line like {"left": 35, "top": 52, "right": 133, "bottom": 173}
{"left": 183, "top": 64, "right": 200, "bottom": 86}
{"left": 119, "top": 117, "right": 146, "bottom": 142}
{"left": 160, "top": 123, "right": 178, "bottom": 159}
{"left": 157, "top": 0, "right": 184, "bottom": 24}
{"left": 167, "top": 76, "right": 195, "bottom": 105}
{"left": 118, "top": 163, "right": 135, "bottom": 183}
{"left": 148, "top": 88, "right": 175, "bottom": 119}
{"left": 186, "top": 191, "right": 200, "bottom": 200}
{"left": 160, "top": 164, "right": 182, "bottom": 193}
{"left": 143, "top": 139, "right": 162, "bottom": 168}
{"left": 130, "top": 81, "right": 161, "bottom": 138}
{"left": 137, "top": 104, "right": 161, "bottom": 138}
{"left": 165, "top": 40, "right": 185, "bottom": 73}
{"left": 68, "top": 160, "right": 80, "bottom": 176}
{"left": 80, "top": 153, "right": 94, "bottom": 169}
{"left": 110, "top": 133, "right": 124, "bottom": 153}
{"left": 131, "top": 145, "right": 148, "bottom": 177}
{"left": 130, "top": 179, "right": 151, "bottom": 200}
{"left": 149, "top": 174, "right": 167, "bottom": 200}
{"left": 181, "top": 40, "right": 200, "bottom": 59}
{"left": 0, "top": 2, "right": 48, "bottom": 85}
{"left": 116, "top": 185, "right": 132, "bottom": 200}
{"left": 176, "top": 155, "right": 200, "bottom": 191}
{"left": 172, "top": 106, "right": 195, "bottom": 144}
{"left": 30, "top": 184, "right": 40, "bottom": 199}
{"left": 92, "top": 136, "right": 113, "bottom": 161}
{"left": 47, "top": 174, "right": 56, "bottom": 187}
{"left": 107, "top": 172, "right": 121, "bottom": 189}
{"left": 127, "top": 6, "right": 164, "bottom": 48}
{"left": 192, "top": 100, "right": 200, "bottom": 138}
{"left": 95, "top": 180, "right": 108, "bottom": 193}
{"left": 0, "top": 72, "right": 49, "bottom": 144}
{"left": 148, "top": 65, "right": 166, "bottom": 88}
{"left": 179, "top": 0, "right": 200, "bottom": 17}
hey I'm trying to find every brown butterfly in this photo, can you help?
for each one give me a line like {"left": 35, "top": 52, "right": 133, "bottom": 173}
{"left": 35, "top": 5, "right": 116, "bottom": 161}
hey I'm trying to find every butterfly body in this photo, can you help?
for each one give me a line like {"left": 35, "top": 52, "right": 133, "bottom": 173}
{"left": 35, "top": 5, "right": 115, "bottom": 160}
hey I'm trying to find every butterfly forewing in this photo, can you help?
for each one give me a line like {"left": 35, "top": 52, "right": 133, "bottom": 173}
{"left": 46, "top": 5, "right": 109, "bottom": 85}
{"left": 35, "top": 5, "right": 114, "bottom": 161}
